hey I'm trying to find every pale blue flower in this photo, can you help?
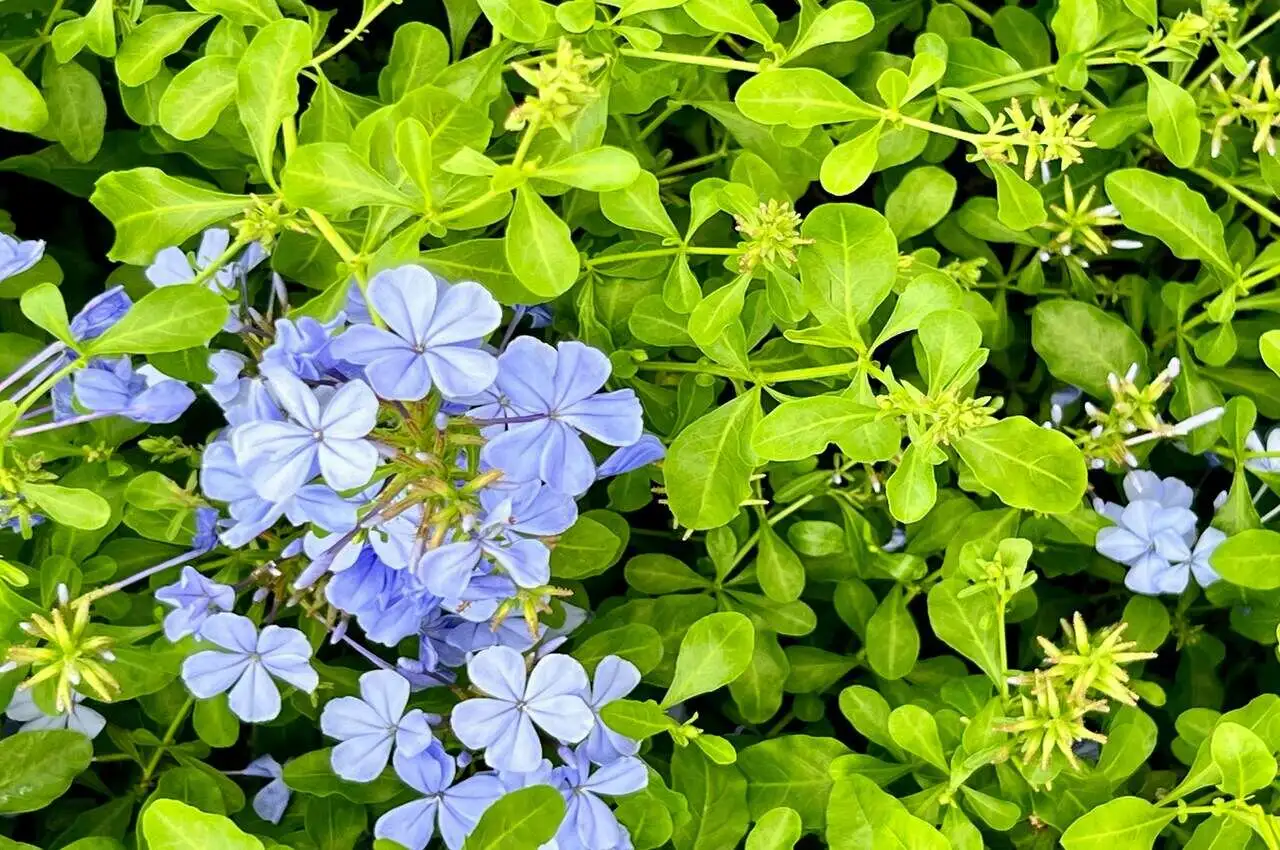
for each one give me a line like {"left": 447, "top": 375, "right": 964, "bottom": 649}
{"left": 451, "top": 646, "right": 593, "bottom": 772}
{"left": 69, "top": 286, "right": 131, "bottom": 342}
{"left": 181, "top": 613, "right": 318, "bottom": 722}
{"left": 552, "top": 746, "right": 646, "bottom": 850}
{"left": 479, "top": 479, "right": 577, "bottom": 538}
{"left": 321, "top": 669, "right": 436, "bottom": 782}
{"left": 262, "top": 315, "right": 344, "bottom": 381}
{"left": 416, "top": 503, "right": 551, "bottom": 599}
{"left": 236, "top": 756, "right": 291, "bottom": 824}
{"left": 479, "top": 338, "right": 644, "bottom": 496}
{"left": 146, "top": 228, "right": 267, "bottom": 293}
{"left": 597, "top": 434, "right": 665, "bottom": 478}
{"left": 330, "top": 266, "right": 502, "bottom": 401}
{"left": 0, "top": 233, "right": 44, "bottom": 281}
{"left": 73, "top": 358, "right": 196, "bottom": 423}
{"left": 231, "top": 371, "right": 380, "bottom": 501}
{"left": 374, "top": 745, "right": 505, "bottom": 850}
{"left": 580, "top": 656, "right": 641, "bottom": 765}
{"left": 4, "top": 688, "right": 104, "bottom": 739}
{"left": 154, "top": 566, "right": 234, "bottom": 641}
{"left": 1246, "top": 428, "right": 1280, "bottom": 474}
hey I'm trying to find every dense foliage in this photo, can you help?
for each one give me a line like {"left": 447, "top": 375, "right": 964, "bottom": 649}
{"left": 2, "top": 0, "right": 1280, "bottom": 848}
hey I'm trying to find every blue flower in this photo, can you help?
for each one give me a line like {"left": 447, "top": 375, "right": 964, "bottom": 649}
{"left": 235, "top": 756, "right": 291, "bottom": 824}
{"left": 416, "top": 504, "right": 551, "bottom": 599}
{"left": 5, "top": 688, "right": 105, "bottom": 739}
{"left": 451, "top": 645, "right": 593, "bottom": 772}
{"left": 552, "top": 746, "right": 647, "bottom": 850}
{"left": 374, "top": 745, "right": 505, "bottom": 850}
{"left": 181, "top": 613, "right": 318, "bottom": 722}
{"left": 478, "top": 338, "right": 643, "bottom": 496}
{"left": 479, "top": 479, "right": 577, "bottom": 538}
{"left": 330, "top": 266, "right": 502, "bottom": 401}
{"left": 0, "top": 233, "right": 44, "bottom": 281}
{"left": 262, "top": 315, "right": 344, "bottom": 381}
{"left": 154, "top": 566, "right": 234, "bottom": 641}
{"left": 146, "top": 228, "right": 267, "bottom": 293}
{"left": 1246, "top": 427, "right": 1280, "bottom": 475}
{"left": 73, "top": 358, "right": 196, "bottom": 423}
{"left": 1096, "top": 500, "right": 1196, "bottom": 595}
{"left": 597, "top": 434, "right": 665, "bottom": 479}
{"left": 69, "top": 286, "right": 131, "bottom": 342}
{"left": 231, "top": 371, "right": 380, "bottom": 501}
{"left": 321, "top": 669, "right": 436, "bottom": 782}
{"left": 580, "top": 656, "right": 641, "bottom": 765}
{"left": 204, "top": 351, "right": 248, "bottom": 407}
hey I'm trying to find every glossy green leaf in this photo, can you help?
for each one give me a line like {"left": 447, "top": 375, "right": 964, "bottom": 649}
{"left": 954, "top": 417, "right": 1088, "bottom": 514}
{"left": 662, "top": 611, "right": 754, "bottom": 707}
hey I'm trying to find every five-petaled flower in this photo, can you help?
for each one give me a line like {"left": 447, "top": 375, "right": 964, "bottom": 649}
{"left": 321, "top": 669, "right": 436, "bottom": 782}
{"left": 181, "top": 613, "right": 318, "bottom": 722}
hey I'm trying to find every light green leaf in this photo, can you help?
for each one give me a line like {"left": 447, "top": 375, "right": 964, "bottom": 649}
{"left": 1104, "top": 169, "right": 1233, "bottom": 275}
{"left": 787, "top": 1, "right": 874, "bottom": 61}
{"left": 927, "top": 578, "right": 1004, "bottom": 684}
{"left": 236, "top": 19, "right": 311, "bottom": 184}
{"left": 1143, "top": 68, "right": 1199, "bottom": 168}
{"left": 746, "top": 807, "right": 802, "bottom": 850}
{"left": 671, "top": 746, "right": 750, "bottom": 850}
{"left": 572, "top": 624, "right": 665, "bottom": 675}
{"left": 1261, "top": 330, "right": 1280, "bottom": 378}
{"left": 820, "top": 122, "right": 881, "bottom": 196}
{"left": 87, "top": 286, "right": 228, "bottom": 356}
{"left": 918, "top": 309, "right": 984, "bottom": 394}
{"left": 886, "top": 443, "right": 937, "bottom": 523}
{"left": 505, "top": 185, "right": 580, "bottom": 298}
{"left": 954, "top": 416, "right": 1088, "bottom": 514}
{"left": 19, "top": 283, "right": 73, "bottom": 345}
{"left": 475, "top": 0, "right": 550, "bottom": 42}
{"left": 753, "top": 396, "right": 886, "bottom": 462}
{"left": 282, "top": 143, "right": 418, "bottom": 214}
{"left": 1051, "top": 0, "right": 1099, "bottom": 54}
{"left": 0, "top": 731, "right": 93, "bottom": 814}
{"left": 1210, "top": 529, "right": 1280, "bottom": 589}
{"left": 757, "top": 522, "right": 805, "bottom": 603}
{"left": 0, "top": 54, "right": 48, "bottom": 133}
{"left": 379, "top": 22, "right": 449, "bottom": 102}
{"left": 683, "top": 0, "right": 773, "bottom": 45}
{"left": 21, "top": 484, "right": 110, "bottom": 530}
{"left": 1059, "top": 797, "right": 1175, "bottom": 850}
{"left": 601, "top": 698, "right": 679, "bottom": 740}
{"left": 989, "top": 161, "right": 1046, "bottom": 229}
{"left": 662, "top": 611, "right": 754, "bottom": 707}
{"left": 43, "top": 61, "right": 106, "bottom": 163}
{"left": 885, "top": 165, "right": 956, "bottom": 240}
{"left": 158, "top": 55, "right": 238, "bottom": 141}
{"left": 738, "top": 736, "right": 850, "bottom": 830}
{"left": 666, "top": 389, "right": 761, "bottom": 530}
{"left": 421, "top": 239, "right": 534, "bottom": 306}
{"left": 90, "top": 168, "right": 248, "bottom": 265}
{"left": 116, "top": 13, "right": 214, "bottom": 87}
{"left": 865, "top": 587, "right": 918, "bottom": 680}
{"left": 538, "top": 146, "right": 641, "bottom": 191}
{"left": 142, "top": 799, "right": 263, "bottom": 850}
{"left": 1031, "top": 300, "right": 1148, "bottom": 398}
{"left": 1210, "top": 721, "right": 1276, "bottom": 798}
{"left": 736, "top": 69, "right": 879, "bottom": 129}
{"left": 599, "top": 170, "right": 678, "bottom": 238}
{"left": 463, "top": 786, "right": 565, "bottom": 849}
{"left": 798, "top": 202, "right": 898, "bottom": 343}
{"left": 887, "top": 705, "right": 947, "bottom": 770}
{"left": 187, "top": 0, "right": 281, "bottom": 27}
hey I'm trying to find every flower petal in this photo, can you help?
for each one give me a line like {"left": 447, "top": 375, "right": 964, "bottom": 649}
{"left": 468, "top": 645, "right": 527, "bottom": 701}
{"left": 228, "top": 661, "right": 282, "bottom": 722}
{"left": 375, "top": 798, "right": 440, "bottom": 850}
{"left": 370, "top": 266, "right": 439, "bottom": 346}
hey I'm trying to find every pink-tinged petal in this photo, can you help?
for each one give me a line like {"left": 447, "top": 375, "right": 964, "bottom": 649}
{"left": 423, "top": 346, "right": 498, "bottom": 400}
{"left": 320, "top": 380, "right": 378, "bottom": 438}
{"left": 525, "top": 694, "right": 593, "bottom": 744}
{"left": 560, "top": 390, "right": 644, "bottom": 447}
{"left": 495, "top": 337, "right": 558, "bottom": 410}
{"left": 375, "top": 798, "right": 440, "bottom": 850}
{"left": 182, "top": 651, "right": 250, "bottom": 698}
{"left": 265, "top": 370, "right": 322, "bottom": 427}
{"left": 468, "top": 645, "right": 527, "bottom": 701}
{"left": 199, "top": 612, "right": 259, "bottom": 653}
{"left": 369, "top": 266, "right": 439, "bottom": 346}
{"left": 228, "top": 661, "right": 282, "bottom": 722}
{"left": 330, "top": 324, "right": 411, "bottom": 366}
{"left": 550, "top": 340, "right": 611, "bottom": 407}
{"left": 423, "top": 281, "right": 502, "bottom": 346}
{"left": 318, "top": 438, "right": 379, "bottom": 491}
{"left": 451, "top": 697, "right": 517, "bottom": 750}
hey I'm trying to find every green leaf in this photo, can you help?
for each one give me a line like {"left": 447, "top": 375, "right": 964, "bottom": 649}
{"left": 475, "top": 0, "right": 550, "bottom": 42}
{"left": 1104, "top": 169, "right": 1233, "bottom": 275}
{"left": 188, "top": 0, "right": 282, "bottom": 27}
{"left": 885, "top": 166, "right": 956, "bottom": 240}
{"left": 787, "top": 1, "right": 874, "bottom": 61}
{"left": 572, "top": 624, "right": 664, "bottom": 675}
{"left": 550, "top": 514, "right": 625, "bottom": 579}
{"left": 738, "top": 736, "right": 850, "bottom": 830}
{"left": 142, "top": 800, "right": 262, "bottom": 850}
{"left": 505, "top": 185, "right": 580, "bottom": 298}
{"left": 1210, "top": 721, "right": 1276, "bottom": 798}
{"left": 282, "top": 143, "right": 418, "bottom": 214}
{"left": 158, "top": 55, "right": 238, "bottom": 141}
{"left": 671, "top": 745, "right": 750, "bottom": 850}
{"left": 90, "top": 168, "right": 248, "bottom": 265}
{"left": 1051, "top": 0, "right": 1099, "bottom": 54}
{"left": 43, "top": 61, "right": 106, "bottom": 163}
{"left": 886, "top": 705, "right": 947, "bottom": 770}
{"left": 820, "top": 122, "right": 881, "bottom": 196}
{"left": 886, "top": 442, "right": 937, "bottom": 523}
{"left": 193, "top": 695, "right": 239, "bottom": 749}
{"left": 1210, "top": 529, "right": 1280, "bottom": 589}
{"left": 688, "top": 277, "right": 748, "bottom": 350}
{"left": 464, "top": 785, "right": 565, "bottom": 850}
{"left": 1031, "top": 300, "right": 1148, "bottom": 398}
{"left": 666, "top": 389, "right": 761, "bottom": 530}
{"left": 116, "top": 13, "right": 213, "bottom": 87}
{"left": 736, "top": 69, "right": 879, "bottom": 129}
{"left": 918, "top": 309, "right": 984, "bottom": 394}
{"left": 21, "top": 483, "right": 110, "bottom": 530}
{"left": 538, "top": 146, "right": 642, "bottom": 191}
{"left": 662, "top": 611, "right": 754, "bottom": 707}
{"left": 1059, "top": 797, "right": 1176, "bottom": 850}
{"left": 421, "top": 239, "right": 535, "bottom": 306}
{"left": 281, "top": 749, "right": 402, "bottom": 803}
{"left": 1143, "top": 68, "right": 1200, "bottom": 168}
{"left": 601, "top": 698, "right": 679, "bottom": 740}
{"left": 989, "top": 161, "right": 1046, "bottom": 229}
{"left": 1261, "top": 330, "right": 1280, "bottom": 378}
{"left": 954, "top": 416, "right": 1088, "bottom": 514}
{"left": 745, "top": 807, "right": 802, "bottom": 850}
{"left": 927, "top": 579, "right": 1004, "bottom": 684}
{"left": 87, "top": 286, "right": 228, "bottom": 355}
{"left": 0, "top": 731, "right": 93, "bottom": 814}
{"left": 0, "top": 54, "right": 48, "bottom": 132}
{"left": 19, "top": 283, "right": 73, "bottom": 345}
{"left": 236, "top": 19, "right": 311, "bottom": 184}
{"left": 756, "top": 522, "right": 805, "bottom": 603}
{"left": 600, "top": 170, "right": 678, "bottom": 238}
{"left": 683, "top": 0, "right": 773, "bottom": 45}
{"left": 798, "top": 202, "right": 899, "bottom": 343}
{"left": 379, "top": 22, "right": 449, "bottom": 101}
{"left": 865, "top": 586, "right": 918, "bottom": 680}
{"left": 305, "top": 796, "right": 366, "bottom": 850}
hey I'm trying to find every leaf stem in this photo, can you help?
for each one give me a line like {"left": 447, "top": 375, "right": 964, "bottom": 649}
{"left": 657, "top": 147, "right": 731, "bottom": 178}
{"left": 305, "top": 209, "right": 387, "bottom": 330}
{"left": 511, "top": 116, "right": 542, "bottom": 170}
{"left": 1190, "top": 166, "right": 1280, "bottom": 230}
{"left": 617, "top": 48, "right": 761, "bottom": 73}
{"left": 309, "top": 0, "right": 399, "bottom": 67}
{"left": 585, "top": 246, "right": 739, "bottom": 268}
{"left": 1186, "top": 9, "right": 1280, "bottom": 90}
{"left": 139, "top": 696, "right": 196, "bottom": 788}
{"left": 948, "top": 0, "right": 994, "bottom": 27}
{"left": 18, "top": 0, "right": 65, "bottom": 71}
{"left": 187, "top": 236, "right": 253, "bottom": 291}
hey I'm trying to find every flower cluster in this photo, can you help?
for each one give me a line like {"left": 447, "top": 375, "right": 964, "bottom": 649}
{"left": 1093, "top": 470, "right": 1225, "bottom": 595}
{"left": 505, "top": 39, "right": 608, "bottom": 139}
{"left": 733, "top": 200, "right": 813, "bottom": 274}
{"left": 1207, "top": 57, "right": 1280, "bottom": 157}
{"left": 973, "top": 97, "right": 1096, "bottom": 182}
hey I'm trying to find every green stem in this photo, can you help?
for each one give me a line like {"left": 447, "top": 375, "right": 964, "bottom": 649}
{"left": 586, "top": 246, "right": 739, "bottom": 268}
{"left": 634, "top": 360, "right": 744, "bottom": 378}
{"left": 754, "top": 362, "right": 860, "bottom": 383}
{"left": 1191, "top": 166, "right": 1280, "bottom": 229}
{"left": 948, "top": 0, "right": 994, "bottom": 27}
{"left": 618, "top": 48, "right": 761, "bottom": 73}
{"left": 18, "top": 0, "right": 65, "bottom": 70}
{"left": 511, "top": 116, "right": 542, "bottom": 169}
{"left": 657, "top": 147, "right": 731, "bottom": 177}
{"left": 1186, "top": 9, "right": 1280, "bottom": 90}
{"left": 309, "top": 0, "right": 399, "bottom": 67}
{"left": 139, "top": 696, "right": 195, "bottom": 787}
{"left": 996, "top": 598, "right": 1010, "bottom": 700}
{"left": 187, "top": 237, "right": 252, "bottom": 290}
{"left": 434, "top": 190, "right": 501, "bottom": 225}
{"left": 306, "top": 209, "right": 387, "bottom": 330}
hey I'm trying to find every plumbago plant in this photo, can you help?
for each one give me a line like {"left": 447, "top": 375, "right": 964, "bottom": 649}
{"left": 3, "top": 0, "right": 1280, "bottom": 849}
